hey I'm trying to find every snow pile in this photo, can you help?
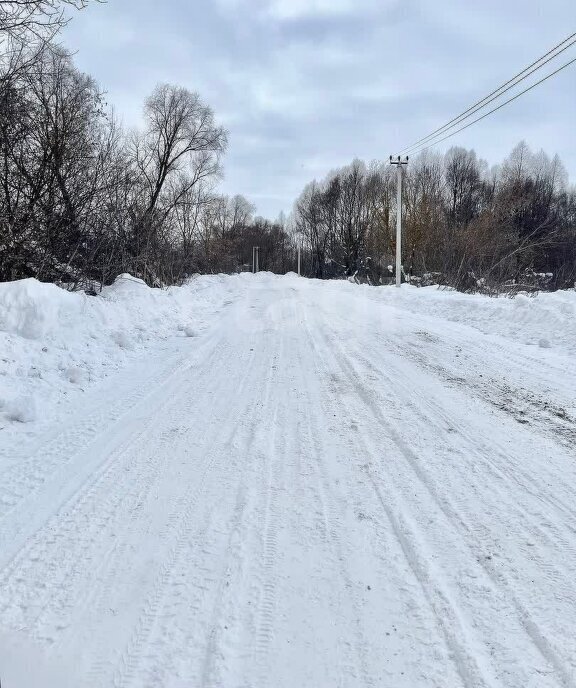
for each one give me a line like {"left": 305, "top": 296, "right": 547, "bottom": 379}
{"left": 295, "top": 275, "right": 576, "bottom": 356}
{"left": 0, "top": 278, "right": 82, "bottom": 340}
{"left": 0, "top": 273, "right": 245, "bottom": 430}
{"left": 386, "top": 286, "right": 576, "bottom": 355}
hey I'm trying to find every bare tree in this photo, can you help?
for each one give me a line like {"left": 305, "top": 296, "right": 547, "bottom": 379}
{"left": 129, "top": 83, "right": 227, "bottom": 281}
{"left": 135, "top": 84, "right": 227, "bottom": 217}
{"left": 444, "top": 147, "right": 487, "bottom": 226}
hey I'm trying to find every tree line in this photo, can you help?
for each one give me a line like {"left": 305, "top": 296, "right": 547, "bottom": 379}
{"left": 1, "top": 1, "right": 574, "bottom": 293}
{"left": 294, "top": 144, "right": 576, "bottom": 291}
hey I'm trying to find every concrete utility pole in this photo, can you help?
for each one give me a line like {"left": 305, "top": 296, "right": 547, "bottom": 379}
{"left": 389, "top": 155, "right": 409, "bottom": 288}
{"left": 297, "top": 244, "right": 301, "bottom": 276}
{"left": 252, "top": 246, "right": 260, "bottom": 273}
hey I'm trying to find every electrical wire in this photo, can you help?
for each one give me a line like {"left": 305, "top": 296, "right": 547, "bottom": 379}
{"left": 406, "top": 55, "right": 576, "bottom": 157}
{"left": 398, "top": 32, "right": 576, "bottom": 155}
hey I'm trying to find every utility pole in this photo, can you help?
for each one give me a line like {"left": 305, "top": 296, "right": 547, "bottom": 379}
{"left": 297, "top": 244, "right": 301, "bottom": 276}
{"left": 389, "top": 155, "right": 409, "bottom": 288}
{"left": 254, "top": 246, "right": 259, "bottom": 273}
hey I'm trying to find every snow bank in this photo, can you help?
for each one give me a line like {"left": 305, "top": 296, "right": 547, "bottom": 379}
{"left": 338, "top": 280, "right": 576, "bottom": 356}
{"left": 394, "top": 286, "right": 576, "bottom": 355}
{"left": 0, "top": 274, "right": 245, "bottom": 432}
{"left": 0, "top": 278, "right": 81, "bottom": 340}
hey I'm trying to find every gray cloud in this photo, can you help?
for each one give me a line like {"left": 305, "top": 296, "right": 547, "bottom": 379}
{"left": 63, "top": 0, "right": 576, "bottom": 219}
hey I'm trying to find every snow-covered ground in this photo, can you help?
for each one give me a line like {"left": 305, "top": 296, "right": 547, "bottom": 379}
{"left": 0, "top": 273, "right": 575, "bottom": 687}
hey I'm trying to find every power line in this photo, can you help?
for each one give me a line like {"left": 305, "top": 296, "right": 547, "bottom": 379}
{"left": 400, "top": 32, "right": 576, "bottom": 154}
{"left": 407, "top": 55, "right": 576, "bottom": 157}
{"left": 398, "top": 32, "right": 576, "bottom": 155}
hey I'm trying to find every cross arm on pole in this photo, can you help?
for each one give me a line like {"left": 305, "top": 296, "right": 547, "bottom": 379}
{"left": 389, "top": 155, "right": 409, "bottom": 166}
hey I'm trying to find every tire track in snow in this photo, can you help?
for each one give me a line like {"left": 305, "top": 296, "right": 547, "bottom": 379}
{"left": 198, "top": 335, "right": 281, "bottom": 688}
{"left": 395, "top": 333, "right": 576, "bottom": 453}
{"left": 0, "top": 332, "right": 226, "bottom": 570}
{"left": 305, "top": 314, "right": 506, "bottom": 688}
{"left": 347, "top": 336, "right": 576, "bottom": 573}
{"left": 0, "top": 351, "right": 200, "bottom": 572}
{"left": 251, "top": 377, "right": 282, "bottom": 688}
{"left": 0, "top": 344, "right": 191, "bottom": 515}
{"left": 132, "top": 336, "right": 268, "bottom": 687}
{"left": 109, "top": 341, "right": 261, "bottom": 688}
{"left": 342, "top": 329, "right": 576, "bottom": 640}
{"left": 46, "top": 414, "right": 211, "bottom": 658}
{"left": 0, "top": 337, "right": 230, "bottom": 644}
{"left": 302, "top": 305, "right": 485, "bottom": 687}
{"left": 338, "top": 300, "right": 576, "bottom": 529}
{"left": 295, "top": 309, "right": 378, "bottom": 687}
{"left": 315, "top": 315, "right": 576, "bottom": 688}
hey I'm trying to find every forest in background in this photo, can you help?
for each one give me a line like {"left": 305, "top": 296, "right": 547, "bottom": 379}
{"left": 0, "top": 1, "right": 575, "bottom": 293}
{"left": 295, "top": 145, "right": 576, "bottom": 292}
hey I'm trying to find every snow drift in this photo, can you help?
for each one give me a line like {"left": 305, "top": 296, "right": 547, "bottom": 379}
{"left": 0, "top": 273, "right": 246, "bottom": 433}
{"left": 348, "top": 281, "right": 576, "bottom": 356}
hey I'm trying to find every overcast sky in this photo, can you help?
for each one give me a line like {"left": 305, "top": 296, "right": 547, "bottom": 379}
{"left": 62, "top": 0, "right": 576, "bottom": 219}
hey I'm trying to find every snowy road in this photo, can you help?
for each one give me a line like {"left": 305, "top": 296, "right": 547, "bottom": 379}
{"left": 1, "top": 275, "right": 576, "bottom": 687}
